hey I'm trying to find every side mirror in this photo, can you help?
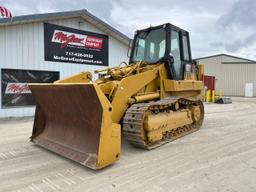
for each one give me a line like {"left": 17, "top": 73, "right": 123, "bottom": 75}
{"left": 127, "top": 39, "right": 133, "bottom": 58}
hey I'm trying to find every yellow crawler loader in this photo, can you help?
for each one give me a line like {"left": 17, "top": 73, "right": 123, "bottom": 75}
{"left": 29, "top": 23, "right": 204, "bottom": 170}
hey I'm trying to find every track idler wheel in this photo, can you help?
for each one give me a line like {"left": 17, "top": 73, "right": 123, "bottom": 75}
{"left": 191, "top": 105, "right": 201, "bottom": 122}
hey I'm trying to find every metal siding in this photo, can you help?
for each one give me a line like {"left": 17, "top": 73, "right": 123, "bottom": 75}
{"left": 198, "top": 55, "right": 256, "bottom": 97}
{"left": 0, "top": 18, "right": 128, "bottom": 118}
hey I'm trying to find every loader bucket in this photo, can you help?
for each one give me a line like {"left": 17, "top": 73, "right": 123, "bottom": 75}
{"left": 29, "top": 83, "right": 121, "bottom": 170}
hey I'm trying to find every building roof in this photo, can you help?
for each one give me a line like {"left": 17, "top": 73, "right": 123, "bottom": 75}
{"left": 195, "top": 53, "right": 256, "bottom": 63}
{"left": 0, "top": 9, "right": 131, "bottom": 45}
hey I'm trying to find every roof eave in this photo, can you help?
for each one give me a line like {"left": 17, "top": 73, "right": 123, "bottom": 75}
{"left": 195, "top": 53, "right": 256, "bottom": 63}
{"left": 0, "top": 9, "right": 131, "bottom": 46}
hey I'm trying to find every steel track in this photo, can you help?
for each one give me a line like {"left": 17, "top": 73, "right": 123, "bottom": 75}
{"left": 122, "top": 97, "right": 204, "bottom": 149}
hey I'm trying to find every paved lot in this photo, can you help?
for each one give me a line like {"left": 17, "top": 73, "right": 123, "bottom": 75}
{"left": 0, "top": 97, "right": 256, "bottom": 192}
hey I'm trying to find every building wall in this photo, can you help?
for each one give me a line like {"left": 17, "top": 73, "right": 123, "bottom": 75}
{"left": 197, "top": 55, "right": 256, "bottom": 96}
{"left": 0, "top": 18, "right": 129, "bottom": 118}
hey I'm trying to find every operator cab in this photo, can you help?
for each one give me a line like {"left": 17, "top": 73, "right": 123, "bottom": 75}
{"left": 129, "top": 23, "right": 192, "bottom": 80}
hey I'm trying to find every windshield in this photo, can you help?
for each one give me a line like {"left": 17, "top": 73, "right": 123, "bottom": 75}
{"left": 131, "top": 28, "right": 166, "bottom": 63}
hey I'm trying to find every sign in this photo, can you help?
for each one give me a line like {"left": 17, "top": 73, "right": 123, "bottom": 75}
{"left": 1, "top": 69, "right": 59, "bottom": 108}
{"left": 5, "top": 83, "right": 31, "bottom": 94}
{"left": 44, "top": 23, "right": 109, "bottom": 66}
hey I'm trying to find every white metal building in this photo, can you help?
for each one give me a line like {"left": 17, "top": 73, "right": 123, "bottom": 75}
{"left": 196, "top": 54, "right": 256, "bottom": 97}
{"left": 0, "top": 9, "right": 130, "bottom": 118}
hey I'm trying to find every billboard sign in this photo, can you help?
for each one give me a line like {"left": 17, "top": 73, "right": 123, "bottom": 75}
{"left": 44, "top": 23, "right": 109, "bottom": 66}
{"left": 1, "top": 69, "right": 59, "bottom": 108}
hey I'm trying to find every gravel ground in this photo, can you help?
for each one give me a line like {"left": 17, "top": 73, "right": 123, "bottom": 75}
{"left": 0, "top": 97, "right": 256, "bottom": 192}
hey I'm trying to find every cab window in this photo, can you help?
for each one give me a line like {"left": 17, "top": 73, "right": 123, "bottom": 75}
{"left": 171, "top": 30, "right": 182, "bottom": 79}
{"left": 182, "top": 34, "right": 190, "bottom": 61}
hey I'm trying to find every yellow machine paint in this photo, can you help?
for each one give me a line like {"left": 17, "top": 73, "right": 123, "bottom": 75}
{"left": 29, "top": 23, "right": 205, "bottom": 169}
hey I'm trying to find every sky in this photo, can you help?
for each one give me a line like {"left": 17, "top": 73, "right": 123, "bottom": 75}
{"left": 1, "top": 0, "right": 256, "bottom": 60}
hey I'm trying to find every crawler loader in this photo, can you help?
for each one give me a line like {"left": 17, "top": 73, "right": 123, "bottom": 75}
{"left": 29, "top": 23, "right": 204, "bottom": 169}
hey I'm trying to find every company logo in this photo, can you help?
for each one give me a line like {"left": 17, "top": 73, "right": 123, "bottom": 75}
{"left": 5, "top": 83, "right": 31, "bottom": 94}
{"left": 52, "top": 30, "right": 103, "bottom": 49}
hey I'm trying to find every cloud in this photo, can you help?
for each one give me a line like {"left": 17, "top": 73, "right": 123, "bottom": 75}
{"left": 218, "top": 0, "right": 256, "bottom": 29}
{"left": 0, "top": 0, "right": 114, "bottom": 17}
{"left": 108, "top": 0, "right": 231, "bottom": 58}
{"left": 1, "top": 0, "right": 256, "bottom": 59}
{"left": 216, "top": 0, "right": 256, "bottom": 58}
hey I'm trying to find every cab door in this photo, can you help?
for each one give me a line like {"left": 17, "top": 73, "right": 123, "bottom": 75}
{"left": 170, "top": 28, "right": 192, "bottom": 80}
